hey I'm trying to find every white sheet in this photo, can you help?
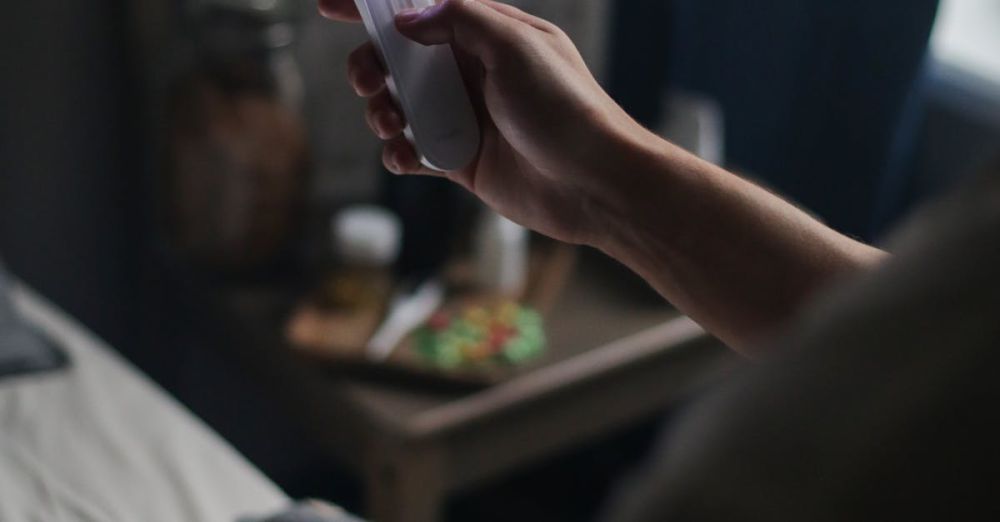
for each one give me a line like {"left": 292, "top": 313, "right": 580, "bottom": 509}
{"left": 0, "top": 284, "right": 289, "bottom": 522}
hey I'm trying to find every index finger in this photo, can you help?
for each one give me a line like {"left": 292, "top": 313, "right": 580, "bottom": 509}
{"left": 318, "top": 0, "right": 361, "bottom": 22}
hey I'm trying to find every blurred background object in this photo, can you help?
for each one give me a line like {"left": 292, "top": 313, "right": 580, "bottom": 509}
{"left": 164, "top": 0, "right": 308, "bottom": 272}
{"left": 0, "top": 260, "right": 69, "bottom": 378}
{"left": 473, "top": 212, "right": 529, "bottom": 297}
{"left": 913, "top": 0, "right": 1000, "bottom": 227}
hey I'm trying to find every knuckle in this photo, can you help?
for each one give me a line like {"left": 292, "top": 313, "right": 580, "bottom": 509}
{"left": 347, "top": 45, "right": 366, "bottom": 66}
{"left": 366, "top": 100, "right": 382, "bottom": 121}
{"left": 546, "top": 25, "right": 572, "bottom": 46}
{"left": 440, "top": 0, "right": 466, "bottom": 18}
{"left": 537, "top": 19, "right": 562, "bottom": 36}
{"left": 349, "top": 44, "right": 379, "bottom": 73}
{"left": 497, "top": 25, "right": 531, "bottom": 53}
{"left": 369, "top": 92, "right": 390, "bottom": 113}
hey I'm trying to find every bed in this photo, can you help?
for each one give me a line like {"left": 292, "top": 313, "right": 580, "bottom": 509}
{"left": 0, "top": 275, "right": 354, "bottom": 521}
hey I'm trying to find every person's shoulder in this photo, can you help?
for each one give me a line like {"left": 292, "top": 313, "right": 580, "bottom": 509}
{"left": 602, "top": 158, "right": 1000, "bottom": 522}
{"left": 885, "top": 157, "right": 1000, "bottom": 258}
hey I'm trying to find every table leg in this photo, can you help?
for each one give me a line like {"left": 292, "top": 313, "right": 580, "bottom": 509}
{"left": 366, "top": 443, "right": 445, "bottom": 522}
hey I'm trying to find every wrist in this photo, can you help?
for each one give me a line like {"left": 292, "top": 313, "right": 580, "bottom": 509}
{"left": 582, "top": 121, "right": 678, "bottom": 256}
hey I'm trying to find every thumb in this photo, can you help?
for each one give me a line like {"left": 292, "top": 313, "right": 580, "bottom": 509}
{"left": 395, "top": 0, "right": 518, "bottom": 68}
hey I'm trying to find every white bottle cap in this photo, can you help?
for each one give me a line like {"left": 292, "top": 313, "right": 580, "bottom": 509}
{"left": 332, "top": 205, "right": 402, "bottom": 267}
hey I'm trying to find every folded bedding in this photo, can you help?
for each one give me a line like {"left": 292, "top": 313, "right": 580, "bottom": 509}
{"left": 0, "top": 266, "right": 299, "bottom": 521}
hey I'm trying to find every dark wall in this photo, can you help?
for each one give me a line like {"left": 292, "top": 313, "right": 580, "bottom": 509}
{"left": 0, "top": 1, "right": 142, "bottom": 350}
{"left": 609, "top": 0, "right": 940, "bottom": 240}
{"left": 607, "top": 0, "right": 673, "bottom": 128}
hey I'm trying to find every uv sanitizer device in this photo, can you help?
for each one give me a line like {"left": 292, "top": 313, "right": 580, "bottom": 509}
{"left": 354, "top": 0, "right": 481, "bottom": 171}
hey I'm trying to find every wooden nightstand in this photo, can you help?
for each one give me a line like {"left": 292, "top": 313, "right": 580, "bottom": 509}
{"left": 214, "top": 249, "right": 733, "bottom": 522}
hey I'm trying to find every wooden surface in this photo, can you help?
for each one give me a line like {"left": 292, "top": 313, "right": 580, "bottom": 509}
{"left": 323, "top": 250, "right": 708, "bottom": 423}
{"left": 216, "top": 249, "right": 734, "bottom": 521}
{"left": 286, "top": 241, "right": 578, "bottom": 386}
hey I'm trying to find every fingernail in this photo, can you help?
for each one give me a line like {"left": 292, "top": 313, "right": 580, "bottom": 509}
{"left": 395, "top": 5, "right": 433, "bottom": 24}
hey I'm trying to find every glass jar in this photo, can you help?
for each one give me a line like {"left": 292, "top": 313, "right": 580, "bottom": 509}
{"left": 164, "top": 0, "right": 308, "bottom": 273}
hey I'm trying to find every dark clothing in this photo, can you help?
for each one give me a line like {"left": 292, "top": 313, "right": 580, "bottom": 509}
{"left": 609, "top": 169, "right": 1000, "bottom": 521}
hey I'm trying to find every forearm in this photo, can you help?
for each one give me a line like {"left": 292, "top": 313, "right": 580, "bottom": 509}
{"left": 594, "top": 130, "right": 887, "bottom": 354}
{"left": 325, "top": 0, "right": 885, "bottom": 353}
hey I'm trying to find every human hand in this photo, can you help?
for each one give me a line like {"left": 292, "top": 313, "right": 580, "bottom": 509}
{"left": 320, "top": 0, "right": 890, "bottom": 353}
{"left": 319, "top": 0, "right": 657, "bottom": 246}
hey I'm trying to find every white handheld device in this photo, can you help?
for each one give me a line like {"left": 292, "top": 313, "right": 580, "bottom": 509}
{"left": 354, "top": 0, "right": 481, "bottom": 171}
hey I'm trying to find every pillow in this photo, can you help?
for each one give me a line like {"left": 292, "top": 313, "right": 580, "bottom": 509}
{"left": 0, "top": 260, "right": 68, "bottom": 378}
